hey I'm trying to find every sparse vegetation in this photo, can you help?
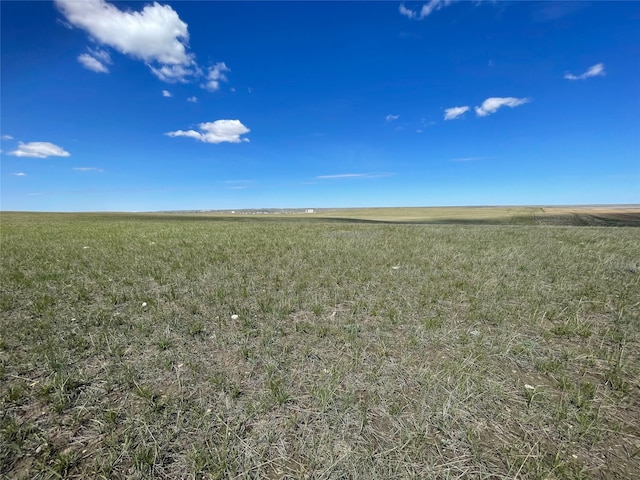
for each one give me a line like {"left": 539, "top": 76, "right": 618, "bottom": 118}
{"left": 1, "top": 209, "right": 639, "bottom": 478}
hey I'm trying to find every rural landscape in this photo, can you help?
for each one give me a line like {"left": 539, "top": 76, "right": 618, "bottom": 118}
{"left": 1, "top": 206, "right": 639, "bottom": 478}
{"left": 2, "top": 0, "right": 639, "bottom": 478}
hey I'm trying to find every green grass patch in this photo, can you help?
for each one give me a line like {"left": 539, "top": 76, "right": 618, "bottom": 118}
{"left": 1, "top": 211, "right": 639, "bottom": 478}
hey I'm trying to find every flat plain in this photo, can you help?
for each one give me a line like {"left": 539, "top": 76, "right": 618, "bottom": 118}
{"left": 1, "top": 207, "right": 639, "bottom": 479}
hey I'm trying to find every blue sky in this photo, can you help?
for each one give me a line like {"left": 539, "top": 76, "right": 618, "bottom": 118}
{"left": 1, "top": 0, "right": 639, "bottom": 211}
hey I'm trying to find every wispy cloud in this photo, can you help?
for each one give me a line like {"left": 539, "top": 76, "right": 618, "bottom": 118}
{"left": 564, "top": 63, "right": 605, "bottom": 81}
{"left": 8, "top": 141, "right": 70, "bottom": 158}
{"left": 385, "top": 114, "right": 400, "bottom": 122}
{"left": 224, "top": 179, "right": 254, "bottom": 190}
{"left": 165, "top": 120, "right": 250, "bottom": 144}
{"left": 73, "top": 167, "right": 104, "bottom": 172}
{"left": 203, "top": 62, "right": 230, "bottom": 91}
{"left": 55, "top": 0, "right": 199, "bottom": 82}
{"left": 449, "top": 156, "right": 486, "bottom": 162}
{"left": 532, "top": 2, "right": 587, "bottom": 22}
{"left": 316, "top": 173, "right": 392, "bottom": 180}
{"left": 399, "top": 31, "right": 422, "bottom": 39}
{"left": 78, "top": 48, "right": 111, "bottom": 73}
{"left": 399, "top": 4, "right": 418, "bottom": 19}
{"left": 444, "top": 106, "right": 470, "bottom": 120}
{"left": 11, "top": 172, "right": 27, "bottom": 176}
{"left": 399, "top": 0, "right": 454, "bottom": 20}
{"left": 475, "top": 97, "right": 530, "bottom": 117}
{"left": 78, "top": 53, "right": 108, "bottom": 73}
{"left": 162, "top": 90, "right": 172, "bottom": 97}
{"left": 149, "top": 64, "right": 199, "bottom": 83}
{"left": 187, "top": 96, "right": 198, "bottom": 103}
{"left": 225, "top": 179, "right": 254, "bottom": 184}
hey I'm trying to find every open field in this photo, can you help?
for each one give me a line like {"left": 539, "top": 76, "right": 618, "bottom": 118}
{"left": 315, "top": 206, "right": 640, "bottom": 226}
{"left": 186, "top": 205, "right": 640, "bottom": 227}
{"left": 1, "top": 211, "right": 639, "bottom": 479}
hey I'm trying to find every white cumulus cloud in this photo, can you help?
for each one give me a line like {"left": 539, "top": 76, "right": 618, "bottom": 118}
{"left": 399, "top": 0, "right": 454, "bottom": 20}
{"left": 8, "top": 142, "right": 70, "bottom": 158}
{"left": 55, "top": 0, "right": 197, "bottom": 82}
{"left": 444, "top": 106, "right": 469, "bottom": 120}
{"left": 165, "top": 120, "right": 250, "bottom": 144}
{"left": 385, "top": 114, "right": 400, "bottom": 122}
{"left": 475, "top": 97, "right": 530, "bottom": 117}
{"left": 564, "top": 63, "right": 605, "bottom": 81}
{"left": 162, "top": 90, "right": 172, "bottom": 97}
{"left": 204, "top": 62, "right": 230, "bottom": 91}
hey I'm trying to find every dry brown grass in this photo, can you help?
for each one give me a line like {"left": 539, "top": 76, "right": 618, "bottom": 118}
{"left": 191, "top": 205, "right": 640, "bottom": 227}
{"left": 538, "top": 206, "right": 640, "bottom": 227}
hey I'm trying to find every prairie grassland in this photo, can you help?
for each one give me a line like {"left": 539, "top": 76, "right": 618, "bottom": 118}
{"left": 196, "top": 205, "right": 640, "bottom": 227}
{"left": 312, "top": 206, "right": 540, "bottom": 224}
{"left": 1, "top": 212, "right": 639, "bottom": 479}
{"left": 537, "top": 207, "right": 640, "bottom": 227}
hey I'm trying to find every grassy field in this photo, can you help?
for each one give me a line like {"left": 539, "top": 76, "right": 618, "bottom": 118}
{"left": 193, "top": 205, "right": 640, "bottom": 227}
{"left": 1, "top": 210, "right": 639, "bottom": 479}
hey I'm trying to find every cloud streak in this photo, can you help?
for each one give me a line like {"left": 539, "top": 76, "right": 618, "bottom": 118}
{"left": 449, "top": 156, "right": 486, "bottom": 162}
{"left": 564, "top": 63, "right": 605, "bottom": 81}
{"left": 78, "top": 53, "right": 109, "bottom": 73}
{"left": 444, "top": 106, "right": 470, "bottom": 120}
{"left": 165, "top": 120, "right": 250, "bottom": 144}
{"left": 399, "top": 0, "right": 454, "bottom": 20}
{"left": 316, "top": 173, "right": 392, "bottom": 180}
{"left": 78, "top": 48, "right": 111, "bottom": 73}
{"left": 475, "top": 97, "right": 530, "bottom": 117}
{"left": 73, "top": 167, "right": 104, "bottom": 172}
{"left": 8, "top": 142, "right": 70, "bottom": 158}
